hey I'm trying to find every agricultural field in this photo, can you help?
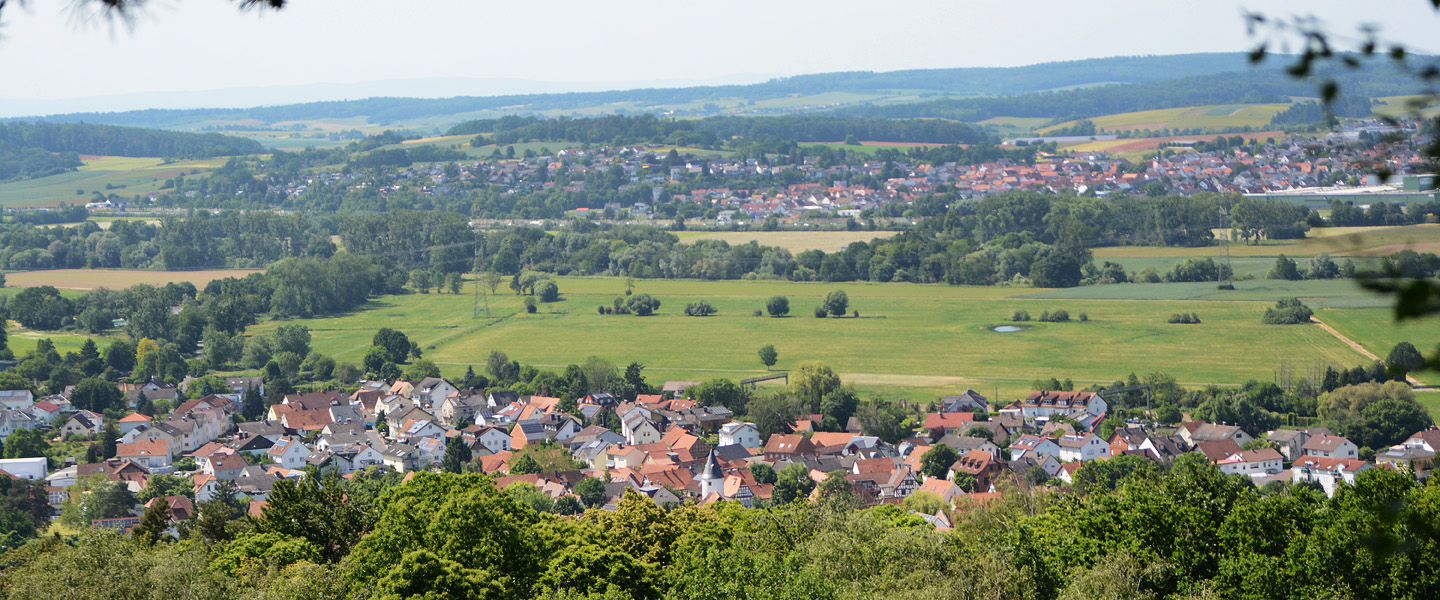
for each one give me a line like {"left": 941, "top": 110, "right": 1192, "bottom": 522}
{"left": 247, "top": 275, "right": 1377, "bottom": 403}
{"left": 1372, "top": 95, "right": 1440, "bottom": 119}
{"left": 674, "top": 230, "right": 900, "bottom": 253}
{"left": 1090, "top": 224, "right": 1440, "bottom": 279}
{"left": 4, "top": 269, "right": 263, "bottom": 290}
{"left": 1040, "top": 103, "right": 1293, "bottom": 134}
{"left": 0, "top": 155, "right": 227, "bottom": 209}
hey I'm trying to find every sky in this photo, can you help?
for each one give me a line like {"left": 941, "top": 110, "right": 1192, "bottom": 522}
{"left": 0, "top": 0, "right": 1437, "bottom": 113}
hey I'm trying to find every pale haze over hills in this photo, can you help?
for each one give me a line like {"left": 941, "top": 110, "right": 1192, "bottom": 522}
{"left": 0, "top": 0, "right": 1436, "bottom": 115}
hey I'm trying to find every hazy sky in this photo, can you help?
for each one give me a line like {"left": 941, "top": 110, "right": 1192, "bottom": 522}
{"left": 1, "top": 0, "right": 1437, "bottom": 104}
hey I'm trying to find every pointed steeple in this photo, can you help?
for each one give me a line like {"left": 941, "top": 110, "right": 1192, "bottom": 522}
{"left": 694, "top": 448, "right": 724, "bottom": 482}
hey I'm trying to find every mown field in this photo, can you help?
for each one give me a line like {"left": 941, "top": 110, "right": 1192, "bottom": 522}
{"left": 1040, "top": 102, "right": 1293, "bottom": 134}
{"left": 5, "top": 269, "right": 263, "bottom": 291}
{"left": 674, "top": 230, "right": 900, "bottom": 253}
{"left": 1090, "top": 224, "right": 1440, "bottom": 281}
{"left": 0, "top": 156, "right": 227, "bottom": 209}
{"left": 245, "top": 276, "right": 1377, "bottom": 402}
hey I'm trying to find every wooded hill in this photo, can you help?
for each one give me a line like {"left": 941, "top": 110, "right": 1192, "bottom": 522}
{"left": 0, "top": 122, "right": 264, "bottom": 181}
{"left": 13, "top": 53, "right": 1429, "bottom": 131}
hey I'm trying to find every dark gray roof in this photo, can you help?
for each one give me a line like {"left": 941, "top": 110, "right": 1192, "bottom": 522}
{"left": 694, "top": 449, "right": 725, "bottom": 482}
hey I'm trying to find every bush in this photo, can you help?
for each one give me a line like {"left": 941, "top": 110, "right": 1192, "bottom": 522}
{"left": 1078, "top": 312, "right": 1089, "bottom": 322}
{"left": 536, "top": 280, "right": 560, "bottom": 302}
{"left": 1262, "top": 298, "right": 1314, "bottom": 324}
{"left": 1037, "top": 309, "right": 1070, "bottom": 323}
{"left": 1168, "top": 312, "right": 1201, "bottom": 324}
{"left": 684, "top": 300, "right": 717, "bottom": 317}
{"left": 814, "top": 306, "right": 828, "bottom": 318}
{"left": 625, "top": 294, "right": 661, "bottom": 316}
{"left": 824, "top": 290, "right": 849, "bottom": 317}
{"left": 1012, "top": 310, "right": 1031, "bottom": 322}
{"left": 766, "top": 295, "right": 790, "bottom": 317}
{"left": 524, "top": 297, "right": 537, "bottom": 313}
{"left": 753, "top": 309, "right": 763, "bottom": 317}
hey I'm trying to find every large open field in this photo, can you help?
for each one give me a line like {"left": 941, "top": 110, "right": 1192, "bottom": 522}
{"left": 5, "top": 269, "right": 263, "bottom": 290}
{"left": 1041, "top": 103, "right": 1293, "bottom": 134}
{"left": 246, "top": 276, "right": 1382, "bottom": 403}
{"left": 675, "top": 230, "right": 900, "bottom": 253}
{"left": 0, "top": 156, "right": 228, "bottom": 209}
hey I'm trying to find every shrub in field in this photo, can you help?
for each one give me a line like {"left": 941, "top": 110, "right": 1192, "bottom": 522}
{"left": 1262, "top": 298, "right": 1313, "bottom": 324}
{"left": 1168, "top": 313, "right": 1201, "bottom": 324}
{"left": 1012, "top": 310, "right": 1031, "bottom": 322}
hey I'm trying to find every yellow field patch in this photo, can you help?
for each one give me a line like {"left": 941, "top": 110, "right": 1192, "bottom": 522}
{"left": 6, "top": 269, "right": 262, "bottom": 290}
{"left": 675, "top": 230, "right": 900, "bottom": 253}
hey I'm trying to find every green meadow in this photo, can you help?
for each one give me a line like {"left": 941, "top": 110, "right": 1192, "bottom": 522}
{"left": 0, "top": 156, "right": 226, "bottom": 209}
{"left": 245, "top": 276, "right": 1379, "bottom": 402}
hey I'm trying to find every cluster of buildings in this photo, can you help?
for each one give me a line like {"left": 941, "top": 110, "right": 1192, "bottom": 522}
{"left": 201, "top": 122, "right": 1433, "bottom": 225}
{"left": 3, "top": 375, "right": 1436, "bottom": 535}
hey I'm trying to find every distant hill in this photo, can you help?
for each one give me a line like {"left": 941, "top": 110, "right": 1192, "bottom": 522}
{"left": 0, "top": 121, "right": 265, "bottom": 182}
{"left": 3, "top": 53, "right": 1281, "bottom": 129}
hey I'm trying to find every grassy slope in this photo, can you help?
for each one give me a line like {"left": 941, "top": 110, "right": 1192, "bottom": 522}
{"left": 0, "top": 156, "right": 227, "bottom": 209}
{"left": 1039, "top": 103, "right": 1293, "bottom": 134}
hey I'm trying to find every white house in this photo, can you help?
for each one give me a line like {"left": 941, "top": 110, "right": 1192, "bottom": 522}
{"left": 1009, "top": 434, "right": 1062, "bottom": 460}
{"left": 0, "top": 390, "right": 34, "bottom": 412}
{"left": 472, "top": 426, "right": 511, "bottom": 454}
{"left": 719, "top": 422, "right": 762, "bottom": 448}
{"left": 1056, "top": 433, "right": 1111, "bottom": 462}
{"left": 397, "top": 419, "right": 448, "bottom": 445}
{"left": 1301, "top": 435, "right": 1359, "bottom": 460}
{"left": 116, "top": 439, "right": 172, "bottom": 472}
{"left": 1292, "top": 455, "right": 1373, "bottom": 496}
{"left": 413, "top": 377, "right": 460, "bottom": 407}
{"left": 1019, "top": 391, "right": 1107, "bottom": 419}
{"left": 0, "top": 410, "right": 38, "bottom": 440}
{"left": 1217, "top": 448, "right": 1284, "bottom": 478}
{"left": 267, "top": 437, "right": 312, "bottom": 470}
{"left": 621, "top": 413, "right": 662, "bottom": 446}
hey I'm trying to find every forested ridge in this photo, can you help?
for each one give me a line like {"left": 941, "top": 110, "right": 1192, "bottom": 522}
{"left": 5, "top": 459, "right": 1439, "bottom": 600}
{"left": 12, "top": 53, "right": 1423, "bottom": 130}
{"left": 828, "top": 62, "right": 1429, "bottom": 123}
{"left": 0, "top": 121, "right": 264, "bottom": 161}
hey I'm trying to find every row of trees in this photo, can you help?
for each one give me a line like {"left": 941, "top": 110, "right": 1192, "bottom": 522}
{"left": 11, "top": 456, "right": 1440, "bottom": 600}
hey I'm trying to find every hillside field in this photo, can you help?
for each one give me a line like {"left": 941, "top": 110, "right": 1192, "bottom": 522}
{"left": 0, "top": 156, "right": 227, "bottom": 209}
{"left": 245, "top": 276, "right": 1381, "bottom": 403}
{"left": 5, "top": 269, "right": 263, "bottom": 291}
{"left": 1040, "top": 103, "right": 1293, "bottom": 134}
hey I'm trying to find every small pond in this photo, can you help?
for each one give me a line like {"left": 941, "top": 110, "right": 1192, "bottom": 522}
{"left": 993, "top": 325, "right": 1031, "bottom": 333}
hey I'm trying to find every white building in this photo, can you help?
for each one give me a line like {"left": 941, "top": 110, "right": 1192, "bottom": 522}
{"left": 719, "top": 422, "right": 761, "bottom": 449}
{"left": 1056, "top": 433, "right": 1111, "bottom": 463}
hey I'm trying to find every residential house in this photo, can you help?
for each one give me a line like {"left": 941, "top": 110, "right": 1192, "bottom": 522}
{"left": 1193, "top": 439, "right": 1245, "bottom": 463}
{"left": 63, "top": 410, "right": 104, "bottom": 438}
{"left": 763, "top": 434, "right": 816, "bottom": 461}
{"left": 1018, "top": 391, "right": 1108, "bottom": 419}
{"left": 950, "top": 449, "right": 1004, "bottom": 490}
{"left": 1217, "top": 448, "right": 1284, "bottom": 477}
{"left": 915, "top": 476, "right": 963, "bottom": 504}
{"left": 1375, "top": 444, "right": 1433, "bottom": 478}
{"left": 510, "top": 422, "right": 549, "bottom": 450}
{"left": 1302, "top": 435, "right": 1359, "bottom": 459}
{"left": 437, "top": 393, "right": 486, "bottom": 426}
{"left": 939, "top": 389, "right": 988, "bottom": 413}
{"left": 396, "top": 419, "right": 448, "bottom": 445}
{"left": 30, "top": 400, "right": 63, "bottom": 423}
{"left": 203, "top": 453, "right": 247, "bottom": 481}
{"left": 1178, "top": 422, "right": 1255, "bottom": 448}
{"left": 267, "top": 437, "right": 312, "bottom": 470}
{"left": 487, "top": 390, "right": 520, "bottom": 408}
{"left": 1010, "top": 453, "right": 1062, "bottom": 480}
{"left": 382, "top": 444, "right": 419, "bottom": 472}
{"left": 0, "top": 410, "right": 38, "bottom": 440}
{"left": 539, "top": 413, "right": 582, "bottom": 443}
{"left": 923, "top": 412, "right": 975, "bottom": 436}
{"left": 720, "top": 420, "right": 766, "bottom": 448}
{"left": 412, "top": 377, "right": 459, "bottom": 407}
{"left": 0, "top": 390, "right": 34, "bottom": 411}
{"left": 469, "top": 425, "right": 513, "bottom": 454}
{"left": 1292, "top": 455, "right": 1374, "bottom": 496}
{"left": 116, "top": 439, "right": 172, "bottom": 471}
{"left": 1056, "top": 433, "right": 1111, "bottom": 462}
{"left": 118, "top": 412, "right": 152, "bottom": 435}
{"left": 621, "top": 412, "right": 662, "bottom": 446}
{"left": 1008, "top": 434, "right": 1061, "bottom": 460}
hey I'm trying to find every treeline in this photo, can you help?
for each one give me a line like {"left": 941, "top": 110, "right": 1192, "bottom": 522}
{"left": 1269, "top": 96, "right": 1378, "bottom": 125}
{"left": 0, "top": 121, "right": 263, "bottom": 159}
{"left": 7, "top": 458, "right": 1440, "bottom": 600}
{"left": 0, "top": 212, "right": 333, "bottom": 272}
{"left": 1327, "top": 199, "right": 1437, "bottom": 226}
{"left": 0, "top": 144, "right": 80, "bottom": 182}
{"left": 448, "top": 114, "right": 990, "bottom": 147}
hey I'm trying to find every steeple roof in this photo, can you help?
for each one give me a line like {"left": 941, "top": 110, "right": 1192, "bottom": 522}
{"left": 693, "top": 448, "right": 724, "bottom": 481}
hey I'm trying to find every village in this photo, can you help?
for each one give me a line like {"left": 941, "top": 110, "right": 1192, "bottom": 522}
{"left": 0, "top": 371, "right": 1431, "bottom": 533}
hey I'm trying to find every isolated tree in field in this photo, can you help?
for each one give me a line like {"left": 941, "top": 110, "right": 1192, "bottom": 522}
{"left": 372, "top": 328, "right": 412, "bottom": 364}
{"left": 537, "top": 280, "right": 560, "bottom": 302}
{"left": 683, "top": 300, "right": 717, "bottom": 316}
{"left": 1267, "top": 254, "right": 1303, "bottom": 280}
{"left": 919, "top": 444, "right": 958, "bottom": 480}
{"left": 824, "top": 290, "right": 849, "bottom": 317}
{"left": 758, "top": 344, "right": 778, "bottom": 369}
{"left": 1386, "top": 342, "right": 1425, "bottom": 376}
{"left": 766, "top": 295, "right": 790, "bottom": 317}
